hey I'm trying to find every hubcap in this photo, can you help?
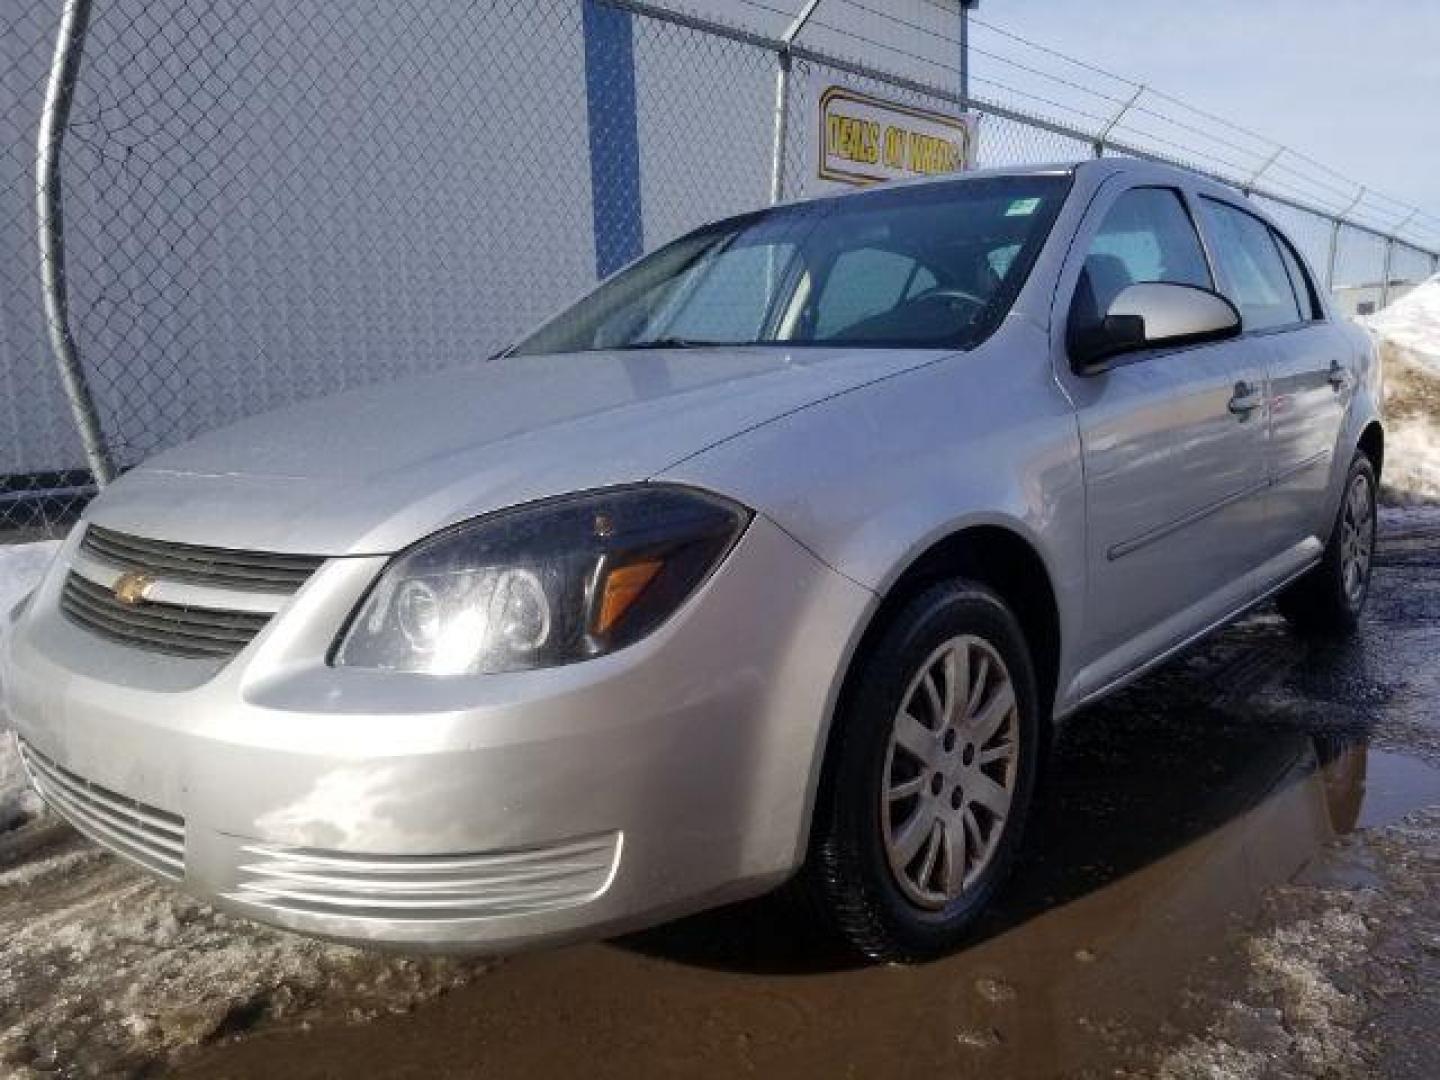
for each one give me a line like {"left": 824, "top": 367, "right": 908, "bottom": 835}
{"left": 880, "top": 635, "right": 1020, "bottom": 910}
{"left": 1340, "top": 472, "right": 1375, "bottom": 604}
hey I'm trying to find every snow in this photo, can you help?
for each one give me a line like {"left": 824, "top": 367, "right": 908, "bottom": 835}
{"left": 0, "top": 864, "right": 484, "bottom": 1075}
{"left": 1364, "top": 275, "right": 1440, "bottom": 374}
{"left": 0, "top": 541, "right": 58, "bottom": 831}
{"left": 0, "top": 541, "right": 57, "bottom": 631}
{"left": 1361, "top": 276, "right": 1440, "bottom": 505}
{"left": 1157, "top": 888, "right": 1375, "bottom": 1079}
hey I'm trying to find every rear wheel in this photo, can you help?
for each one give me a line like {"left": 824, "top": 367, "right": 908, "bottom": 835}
{"left": 803, "top": 581, "right": 1040, "bottom": 962}
{"left": 1277, "top": 452, "right": 1377, "bottom": 635}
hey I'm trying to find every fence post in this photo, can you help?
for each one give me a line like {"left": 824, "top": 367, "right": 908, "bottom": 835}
{"left": 36, "top": 0, "right": 114, "bottom": 486}
{"left": 1325, "top": 219, "right": 1340, "bottom": 292}
{"left": 1379, "top": 238, "right": 1395, "bottom": 309}
{"left": 1093, "top": 83, "right": 1143, "bottom": 159}
{"left": 770, "top": 0, "right": 822, "bottom": 205}
{"left": 1244, "top": 147, "right": 1283, "bottom": 195}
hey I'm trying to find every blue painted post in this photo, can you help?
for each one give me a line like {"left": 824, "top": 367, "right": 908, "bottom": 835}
{"left": 581, "top": 1, "right": 644, "bottom": 278}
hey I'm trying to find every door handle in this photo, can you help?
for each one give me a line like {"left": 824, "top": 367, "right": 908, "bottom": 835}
{"left": 1228, "top": 381, "right": 1262, "bottom": 417}
{"left": 1328, "top": 360, "right": 1352, "bottom": 392}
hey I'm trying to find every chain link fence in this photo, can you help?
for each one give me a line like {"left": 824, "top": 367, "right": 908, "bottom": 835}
{"left": 2, "top": 0, "right": 1437, "bottom": 536}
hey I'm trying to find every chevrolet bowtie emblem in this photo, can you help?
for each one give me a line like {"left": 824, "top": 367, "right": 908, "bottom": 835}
{"left": 112, "top": 570, "right": 154, "bottom": 606}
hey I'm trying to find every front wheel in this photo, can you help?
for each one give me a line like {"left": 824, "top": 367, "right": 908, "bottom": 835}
{"left": 803, "top": 581, "right": 1040, "bottom": 962}
{"left": 1277, "top": 452, "right": 1378, "bottom": 635}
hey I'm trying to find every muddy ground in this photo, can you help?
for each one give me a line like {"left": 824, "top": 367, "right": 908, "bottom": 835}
{"left": 2, "top": 509, "right": 1439, "bottom": 1078}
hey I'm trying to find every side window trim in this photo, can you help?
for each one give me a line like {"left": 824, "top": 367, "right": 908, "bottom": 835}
{"left": 1271, "top": 227, "right": 1325, "bottom": 324}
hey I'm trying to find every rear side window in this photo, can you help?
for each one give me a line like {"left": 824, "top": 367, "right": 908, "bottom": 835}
{"left": 1273, "top": 230, "right": 1322, "bottom": 321}
{"left": 1199, "top": 198, "right": 1303, "bottom": 331}
{"left": 1073, "top": 187, "right": 1212, "bottom": 327}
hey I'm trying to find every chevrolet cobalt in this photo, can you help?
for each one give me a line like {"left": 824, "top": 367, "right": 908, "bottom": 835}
{"left": 2, "top": 160, "right": 1382, "bottom": 960}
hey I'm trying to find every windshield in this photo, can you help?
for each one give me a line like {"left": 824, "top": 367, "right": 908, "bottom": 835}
{"left": 512, "top": 174, "right": 1071, "bottom": 356}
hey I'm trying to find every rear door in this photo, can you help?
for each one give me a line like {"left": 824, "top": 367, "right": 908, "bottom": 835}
{"left": 1057, "top": 184, "right": 1270, "bottom": 699}
{"left": 1196, "top": 197, "right": 1346, "bottom": 567}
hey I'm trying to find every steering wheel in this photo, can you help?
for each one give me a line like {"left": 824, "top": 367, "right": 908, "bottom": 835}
{"left": 911, "top": 286, "right": 987, "bottom": 310}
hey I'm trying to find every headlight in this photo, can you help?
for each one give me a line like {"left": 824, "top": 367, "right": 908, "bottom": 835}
{"left": 332, "top": 486, "right": 749, "bottom": 675}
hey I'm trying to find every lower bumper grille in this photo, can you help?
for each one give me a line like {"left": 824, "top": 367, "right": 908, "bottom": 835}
{"left": 18, "top": 739, "right": 186, "bottom": 881}
{"left": 228, "top": 833, "right": 621, "bottom": 921}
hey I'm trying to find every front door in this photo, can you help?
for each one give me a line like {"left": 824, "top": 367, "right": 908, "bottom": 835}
{"left": 1058, "top": 183, "right": 1269, "bottom": 700}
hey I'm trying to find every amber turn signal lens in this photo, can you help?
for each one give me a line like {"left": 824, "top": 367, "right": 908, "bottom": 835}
{"left": 594, "top": 559, "right": 663, "bottom": 636}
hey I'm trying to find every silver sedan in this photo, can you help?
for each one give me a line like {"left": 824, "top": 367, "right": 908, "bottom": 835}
{"left": 1, "top": 159, "right": 1382, "bottom": 960}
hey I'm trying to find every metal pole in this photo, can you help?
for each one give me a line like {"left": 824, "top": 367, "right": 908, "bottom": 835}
{"left": 1325, "top": 218, "right": 1341, "bottom": 292}
{"left": 1244, "top": 146, "right": 1284, "bottom": 194}
{"left": 37, "top": 0, "right": 113, "bottom": 485}
{"left": 769, "top": 0, "right": 822, "bottom": 205}
{"left": 769, "top": 56, "right": 793, "bottom": 206}
{"left": 1380, "top": 238, "right": 1395, "bottom": 309}
{"left": 1326, "top": 187, "right": 1366, "bottom": 294}
{"left": 1093, "top": 83, "right": 1144, "bottom": 160}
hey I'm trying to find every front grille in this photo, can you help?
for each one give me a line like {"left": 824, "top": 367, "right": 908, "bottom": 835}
{"left": 61, "top": 572, "right": 271, "bottom": 659}
{"left": 82, "top": 525, "right": 324, "bottom": 593}
{"left": 19, "top": 739, "right": 186, "bottom": 882}
{"left": 228, "top": 833, "right": 621, "bottom": 921}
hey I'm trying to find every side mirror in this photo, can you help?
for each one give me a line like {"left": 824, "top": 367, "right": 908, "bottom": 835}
{"left": 1070, "top": 282, "right": 1242, "bottom": 374}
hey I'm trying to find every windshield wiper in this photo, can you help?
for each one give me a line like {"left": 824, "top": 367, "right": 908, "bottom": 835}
{"left": 612, "top": 337, "right": 745, "bottom": 350}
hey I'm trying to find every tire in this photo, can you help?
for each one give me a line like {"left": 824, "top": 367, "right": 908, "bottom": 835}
{"left": 803, "top": 580, "right": 1041, "bottom": 963}
{"left": 1277, "top": 452, "right": 1378, "bottom": 636}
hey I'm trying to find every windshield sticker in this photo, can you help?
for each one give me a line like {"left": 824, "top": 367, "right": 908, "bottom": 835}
{"left": 1005, "top": 197, "right": 1042, "bottom": 217}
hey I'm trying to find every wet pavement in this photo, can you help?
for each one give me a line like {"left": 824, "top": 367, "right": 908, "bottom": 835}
{"left": 170, "top": 510, "right": 1440, "bottom": 1080}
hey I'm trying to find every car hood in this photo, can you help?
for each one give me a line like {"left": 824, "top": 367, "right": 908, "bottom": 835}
{"left": 89, "top": 347, "right": 943, "bottom": 555}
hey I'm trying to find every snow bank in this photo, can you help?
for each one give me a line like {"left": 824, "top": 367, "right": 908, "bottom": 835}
{"left": 1365, "top": 276, "right": 1440, "bottom": 372}
{"left": 1361, "top": 276, "right": 1440, "bottom": 506}
{"left": 0, "top": 861, "right": 486, "bottom": 1075}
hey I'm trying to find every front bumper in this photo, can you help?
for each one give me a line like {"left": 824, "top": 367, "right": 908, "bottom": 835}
{"left": 1, "top": 516, "right": 872, "bottom": 952}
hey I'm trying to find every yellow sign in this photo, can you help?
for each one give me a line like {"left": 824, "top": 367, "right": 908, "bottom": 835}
{"left": 817, "top": 86, "right": 977, "bottom": 188}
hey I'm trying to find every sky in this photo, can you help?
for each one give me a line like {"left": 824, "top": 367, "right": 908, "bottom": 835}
{"left": 972, "top": 1, "right": 1440, "bottom": 226}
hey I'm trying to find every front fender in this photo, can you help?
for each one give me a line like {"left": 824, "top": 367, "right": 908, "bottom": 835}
{"left": 661, "top": 323, "right": 1087, "bottom": 705}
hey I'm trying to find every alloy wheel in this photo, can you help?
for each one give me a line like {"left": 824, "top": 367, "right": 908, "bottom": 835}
{"left": 1340, "top": 472, "right": 1375, "bottom": 604}
{"left": 880, "top": 634, "right": 1020, "bottom": 910}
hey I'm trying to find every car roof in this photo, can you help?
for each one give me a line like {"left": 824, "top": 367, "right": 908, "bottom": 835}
{"left": 791, "top": 157, "right": 1245, "bottom": 208}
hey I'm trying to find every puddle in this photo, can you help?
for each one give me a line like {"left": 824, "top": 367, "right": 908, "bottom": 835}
{"left": 176, "top": 723, "right": 1440, "bottom": 1080}
{"left": 1355, "top": 748, "right": 1440, "bottom": 829}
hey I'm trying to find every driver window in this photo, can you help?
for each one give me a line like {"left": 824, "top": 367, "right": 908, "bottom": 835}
{"left": 1074, "top": 187, "right": 1212, "bottom": 328}
{"left": 815, "top": 247, "right": 936, "bottom": 338}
